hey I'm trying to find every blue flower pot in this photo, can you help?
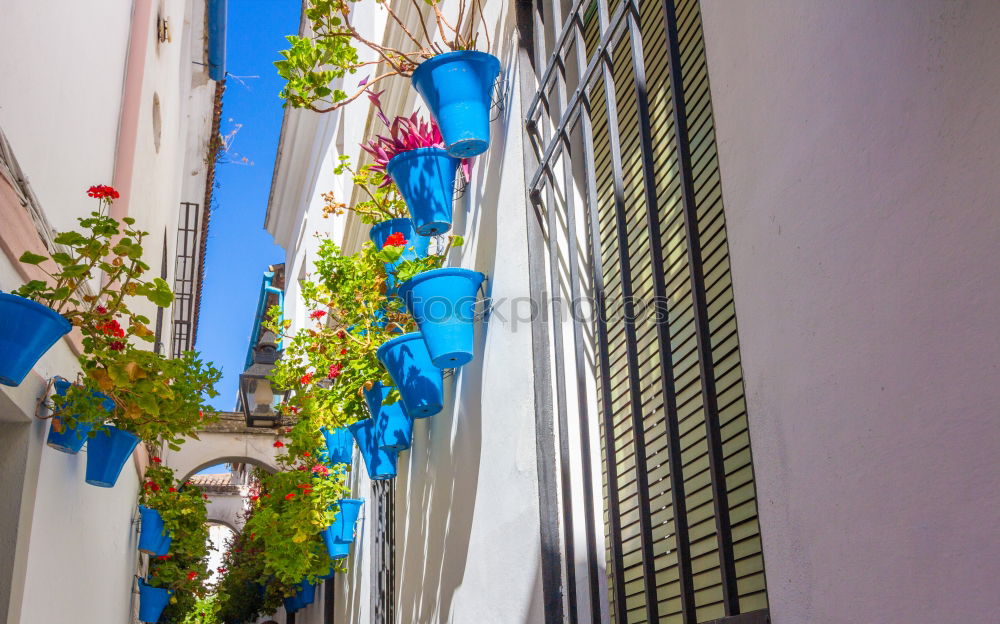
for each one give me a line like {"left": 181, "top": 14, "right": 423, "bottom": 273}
{"left": 370, "top": 218, "right": 431, "bottom": 290}
{"left": 365, "top": 381, "right": 413, "bottom": 451}
{"left": 138, "top": 578, "right": 173, "bottom": 623}
{"left": 411, "top": 50, "right": 501, "bottom": 158}
{"left": 138, "top": 506, "right": 172, "bottom": 556}
{"left": 398, "top": 268, "right": 485, "bottom": 368}
{"left": 376, "top": 333, "right": 444, "bottom": 418}
{"left": 323, "top": 498, "right": 364, "bottom": 559}
{"left": 0, "top": 293, "right": 71, "bottom": 387}
{"left": 321, "top": 426, "right": 354, "bottom": 466}
{"left": 386, "top": 147, "right": 460, "bottom": 236}
{"left": 297, "top": 579, "right": 316, "bottom": 606}
{"left": 349, "top": 418, "right": 398, "bottom": 481}
{"left": 85, "top": 426, "right": 140, "bottom": 487}
{"left": 46, "top": 378, "right": 114, "bottom": 453}
{"left": 283, "top": 594, "right": 302, "bottom": 613}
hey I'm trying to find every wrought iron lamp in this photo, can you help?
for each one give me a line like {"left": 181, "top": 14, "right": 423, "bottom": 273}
{"left": 238, "top": 331, "right": 283, "bottom": 428}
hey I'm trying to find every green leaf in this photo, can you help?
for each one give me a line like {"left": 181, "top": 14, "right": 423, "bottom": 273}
{"left": 53, "top": 231, "right": 87, "bottom": 246}
{"left": 18, "top": 251, "right": 47, "bottom": 265}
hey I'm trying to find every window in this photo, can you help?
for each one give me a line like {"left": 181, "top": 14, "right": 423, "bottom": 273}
{"left": 521, "top": 1, "right": 769, "bottom": 622}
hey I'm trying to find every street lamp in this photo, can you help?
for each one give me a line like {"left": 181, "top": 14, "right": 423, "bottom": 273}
{"left": 238, "top": 331, "right": 283, "bottom": 428}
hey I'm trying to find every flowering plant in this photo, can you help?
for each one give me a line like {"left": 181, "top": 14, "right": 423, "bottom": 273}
{"left": 142, "top": 464, "right": 212, "bottom": 598}
{"left": 378, "top": 231, "right": 465, "bottom": 284}
{"left": 276, "top": 0, "right": 491, "bottom": 113}
{"left": 84, "top": 347, "right": 221, "bottom": 446}
{"left": 14, "top": 185, "right": 173, "bottom": 339}
{"left": 321, "top": 155, "right": 408, "bottom": 224}
{"left": 360, "top": 90, "right": 471, "bottom": 184}
{"left": 264, "top": 240, "right": 412, "bottom": 442}
{"left": 213, "top": 523, "right": 283, "bottom": 624}
{"left": 242, "top": 464, "right": 349, "bottom": 585}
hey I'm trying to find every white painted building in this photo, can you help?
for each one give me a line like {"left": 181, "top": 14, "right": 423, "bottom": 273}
{"left": 0, "top": 0, "right": 225, "bottom": 622}
{"left": 265, "top": 1, "right": 1000, "bottom": 624}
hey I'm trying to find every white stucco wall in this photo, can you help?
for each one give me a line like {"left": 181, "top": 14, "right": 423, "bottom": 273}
{"left": 700, "top": 1, "right": 1000, "bottom": 622}
{"left": 267, "top": 2, "right": 545, "bottom": 622}
{"left": 0, "top": 1, "right": 219, "bottom": 622}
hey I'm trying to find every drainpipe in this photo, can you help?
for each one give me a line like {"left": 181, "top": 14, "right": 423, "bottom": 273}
{"left": 111, "top": 0, "right": 154, "bottom": 220}
{"left": 207, "top": 0, "right": 228, "bottom": 81}
{"left": 246, "top": 271, "right": 284, "bottom": 369}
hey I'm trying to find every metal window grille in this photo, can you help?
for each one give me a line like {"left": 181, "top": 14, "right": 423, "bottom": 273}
{"left": 519, "top": 1, "right": 769, "bottom": 623}
{"left": 371, "top": 480, "right": 395, "bottom": 623}
{"left": 172, "top": 201, "right": 201, "bottom": 357}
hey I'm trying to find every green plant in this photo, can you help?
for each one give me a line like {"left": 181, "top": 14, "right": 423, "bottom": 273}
{"left": 242, "top": 464, "right": 349, "bottom": 585}
{"left": 14, "top": 185, "right": 173, "bottom": 339}
{"left": 214, "top": 503, "right": 285, "bottom": 622}
{"left": 265, "top": 240, "right": 411, "bottom": 437}
{"left": 142, "top": 464, "right": 212, "bottom": 601}
{"left": 275, "top": 0, "right": 491, "bottom": 113}
{"left": 379, "top": 231, "right": 464, "bottom": 284}
{"left": 84, "top": 347, "right": 221, "bottom": 446}
{"left": 173, "top": 594, "right": 220, "bottom": 624}
{"left": 322, "top": 156, "right": 408, "bottom": 223}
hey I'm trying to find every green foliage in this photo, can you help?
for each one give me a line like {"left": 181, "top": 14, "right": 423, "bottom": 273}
{"left": 171, "top": 594, "right": 220, "bottom": 624}
{"left": 275, "top": 0, "right": 483, "bottom": 113}
{"left": 323, "top": 155, "right": 408, "bottom": 223}
{"left": 13, "top": 196, "right": 172, "bottom": 332}
{"left": 214, "top": 513, "right": 285, "bottom": 622}
{"left": 381, "top": 233, "right": 464, "bottom": 283}
{"left": 141, "top": 465, "right": 212, "bottom": 600}
{"left": 82, "top": 348, "right": 221, "bottom": 445}
{"left": 242, "top": 465, "right": 349, "bottom": 585}
{"left": 264, "top": 240, "right": 411, "bottom": 436}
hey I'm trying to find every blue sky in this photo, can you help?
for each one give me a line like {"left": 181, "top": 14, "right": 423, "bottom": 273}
{"left": 196, "top": 1, "right": 300, "bottom": 411}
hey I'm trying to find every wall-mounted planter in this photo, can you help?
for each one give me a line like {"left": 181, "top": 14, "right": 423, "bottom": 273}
{"left": 0, "top": 293, "right": 71, "bottom": 387}
{"left": 398, "top": 268, "right": 485, "bottom": 368}
{"left": 296, "top": 579, "right": 316, "bottom": 607}
{"left": 321, "top": 426, "right": 354, "bottom": 466}
{"left": 138, "top": 505, "right": 172, "bottom": 556}
{"left": 282, "top": 593, "right": 302, "bottom": 614}
{"left": 137, "top": 579, "right": 173, "bottom": 623}
{"left": 370, "top": 218, "right": 430, "bottom": 291}
{"left": 85, "top": 426, "right": 140, "bottom": 488}
{"left": 365, "top": 381, "right": 413, "bottom": 451}
{"left": 323, "top": 498, "right": 364, "bottom": 559}
{"left": 46, "top": 378, "right": 114, "bottom": 454}
{"left": 386, "top": 147, "right": 460, "bottom": 236}
{"left": 411, "top": 50, "right": 502, "bottom": 158}
{"left": 348, "top": 418, "right": 398, "bottom": 481}
{"left": 376, "top": 332, "right": 444, "bottom": 417}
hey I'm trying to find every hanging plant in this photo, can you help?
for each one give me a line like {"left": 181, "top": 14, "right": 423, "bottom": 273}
{"left": 275, "top": 0, "right": 491, "bottom": 113}
{"left": 214, "top": 522, "right": 283, "bottom": 624}
{"left": 1, "top": 185, "right": 173, "bottom": 386}
{"left": 264, "top": 240, "right": 412, "bottom": 439}
{"left": 242, "top": 464, "right": 349, "bottom": 585}
{"left": 143, "top": 466, "right": 212, "bottom": 616}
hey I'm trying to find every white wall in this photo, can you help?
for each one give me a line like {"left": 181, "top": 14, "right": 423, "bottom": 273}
{"left": 267, "top": 2, "right": 546, "bottom": 621}
{"left": 700, "top": 1, "right": 1000, "bottom": 622}
{"left": 0, "top": 1, "right": 130, "bottom": 233}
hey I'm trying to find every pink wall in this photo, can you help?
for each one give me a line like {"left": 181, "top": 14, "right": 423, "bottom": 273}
{"left": 700, "top": 1, "right": 1000, "bottom": 622}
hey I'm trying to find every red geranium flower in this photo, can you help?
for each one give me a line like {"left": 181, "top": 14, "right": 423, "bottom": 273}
{"left": 95, "top": 306, "right": 108, "bottom": 315}
{"left": 168, "top": 487, "right": 176, "bottom": 493}
{"left": 187, "top": 571, "right": 198, "bottom": 581}
{"left": 310, "top": 310, "right": 326, "bottom": 320}
{"left": 284, "top": 492, "right": 295, "bottom": 500}
{"left": 273, "top": 439, "right": 284, "bottom": 448}
{"left": 299, "top": 372, "right": 313, "bottom": 385}
{"left": 87, "top": 185, "right": 120, "bottom": 200}
{"left": 151, "top": 456, "right": 161, "bottom": 463}
{"left": 312, "top": 465, "right": 329, "bottom": 475}
{"left": 327, "top": 363, "right": 343, "bottom": 379}
{"left": 146, "top": 481, "right": 160, "bottom": 491}
{"left": 250, "top": 494, "right": 259, "bottom": 501}
{"left": 383, "top": 232, "right": 408, "bottom": 248}
{"left": 337, "top": 330, "right": 346, "bottom": 340}
{"left": 109, "top": 341, "right": 125, "bottom": 351}
{"left": 302, "top": 451, "right": 310, "bottom": 457}
{"left": 340, "top": 348, "right": 347, "bottom": 355}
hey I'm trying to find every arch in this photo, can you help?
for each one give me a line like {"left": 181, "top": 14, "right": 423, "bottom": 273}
{"left": 158, "top": 413, "right": 284, "bottom": 482}
{"left": 206, "top": 518, "right": 239, "bottom": 534}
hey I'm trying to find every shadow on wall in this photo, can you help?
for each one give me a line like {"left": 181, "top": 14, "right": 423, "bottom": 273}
{"left": 392, "top": 18, "right": 521, "bottom": 624}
